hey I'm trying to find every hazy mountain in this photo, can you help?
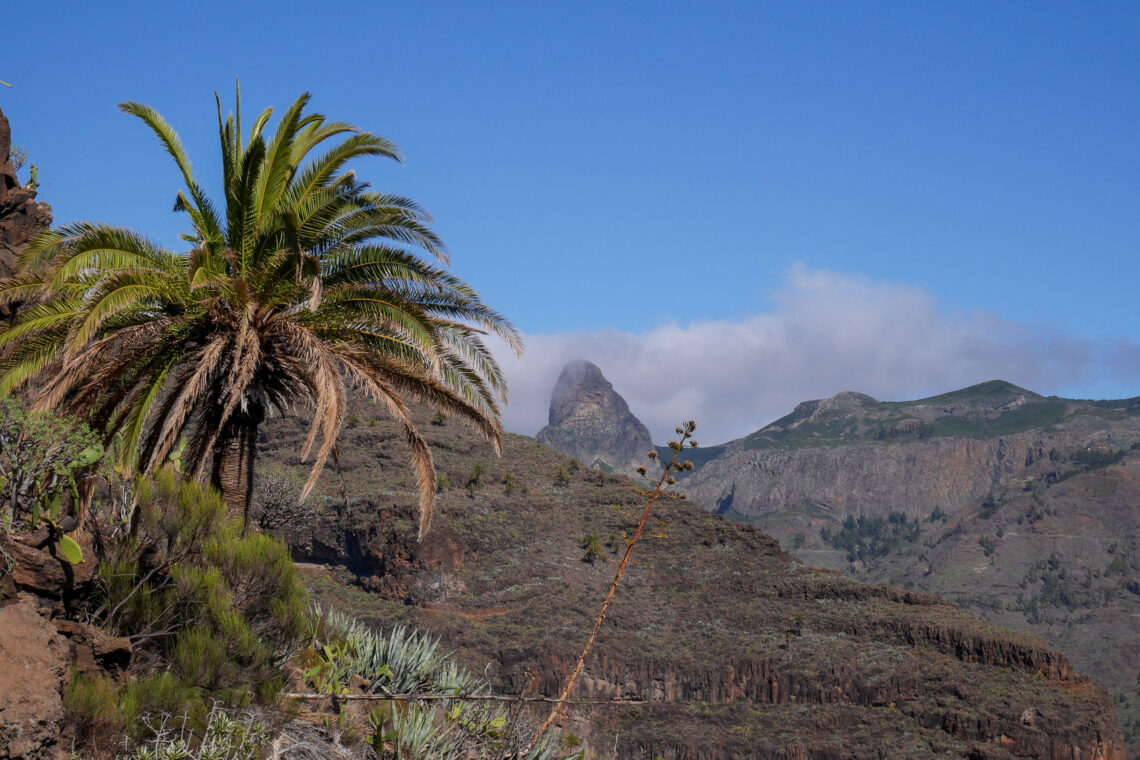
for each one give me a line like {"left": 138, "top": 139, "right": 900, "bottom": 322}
{"left": 536, "top": 360, "right": 659, "bottom": 477}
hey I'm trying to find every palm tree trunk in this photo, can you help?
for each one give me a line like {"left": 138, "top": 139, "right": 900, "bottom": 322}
{"left": 211, "top": 402, "right": 264, "bottom": 531}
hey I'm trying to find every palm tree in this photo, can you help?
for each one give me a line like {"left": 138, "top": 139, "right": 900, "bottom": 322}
{"left": 0, "top": 86, "right": 521, "bottom": 537}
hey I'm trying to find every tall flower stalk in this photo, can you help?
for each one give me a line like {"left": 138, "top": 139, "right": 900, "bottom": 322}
{"left": 532, "top": 421, "right": 698, "bottom": 743}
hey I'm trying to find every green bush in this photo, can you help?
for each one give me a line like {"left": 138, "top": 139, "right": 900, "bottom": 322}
{"left": 580, "top": 534, "right": 603, "bottom": 564}
{"left": 465, "top": 464, "right": 483, "bottom": 492}
{"left": 0, "top": 397, "right": 102, "bottom": 550}
{"left": 97, "top": 472, "right": 308, "bottom": 712}
{"left": 67, "top": 677, "right": 267, "bottom": 758}
{"left": 65, "top": 670, "right": 123, "bottom": 747}
{"left": 66, "top": 671, "right": 211, "bottom": 744}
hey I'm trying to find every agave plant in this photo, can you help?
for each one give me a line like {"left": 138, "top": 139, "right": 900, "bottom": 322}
{"left": 0, "top": 86, "right": 521, "bottom": 535}
{"left": 313, "top": 607, "right": 579, "bottom": 760}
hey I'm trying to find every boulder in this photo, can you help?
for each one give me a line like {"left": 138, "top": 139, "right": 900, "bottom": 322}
{"left": 6, "top": 532, "right": 99, "bottom": 614}
{"left": 0, "top": 602, "right": 68, "bottom": 760}
{"left": 52, "top": 620, "right": 131, "bottom": 676}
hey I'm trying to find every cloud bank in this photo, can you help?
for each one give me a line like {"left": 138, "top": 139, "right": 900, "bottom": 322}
{"left": 489, "top": 265, "right": 1140, "bottom": 445}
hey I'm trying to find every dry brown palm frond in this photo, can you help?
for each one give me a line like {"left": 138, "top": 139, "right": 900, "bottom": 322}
{"left": 143, "top": 335, "right": 231, "bottom": 472}
{"left": 195, "top": 316, "right": 263, "bottom": 468}
{"left": 335, "top": 350, "right": 439, "bottom": 537}
{"left": 276, "top": 322, "right": 346, "bottom": 499}
{"left": 31, "top": 322, "right": 170, "bottom": 414}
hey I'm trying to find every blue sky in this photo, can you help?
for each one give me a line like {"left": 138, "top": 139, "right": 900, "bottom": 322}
{"left": 3, "top": 2, "right": 1138, "bottom": 442}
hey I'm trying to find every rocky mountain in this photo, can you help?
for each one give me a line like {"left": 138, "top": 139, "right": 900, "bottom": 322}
{"left": 0, "top": 107, "right": 51, "bottom": 288}
{"left": 680, "top": 381, "right": 1140, "bottom": 521}
{"left": 536, "top": 360, "right": 658, "bottom": 477}
{"left": 262, "top": 402, "right": 1127, "bottom": 759}
{"left": 673, "top": 380, "right": 1140, "bottom": 753}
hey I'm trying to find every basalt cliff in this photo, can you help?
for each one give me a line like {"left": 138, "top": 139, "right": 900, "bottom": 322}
{"left": 0, "top": 107, "right": 51, "bottom": 286}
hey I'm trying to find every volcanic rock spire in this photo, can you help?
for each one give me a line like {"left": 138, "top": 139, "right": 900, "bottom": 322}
{"left": 536, "top": 360, "right": 658, "bottom": 476}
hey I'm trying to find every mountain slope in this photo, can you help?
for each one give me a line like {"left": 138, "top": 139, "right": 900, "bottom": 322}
{"left": 259, "top": 403, "right": 1126, "bottom": 759}
{"left": 673, "top": 381, "right": 1140, "bottom": 754}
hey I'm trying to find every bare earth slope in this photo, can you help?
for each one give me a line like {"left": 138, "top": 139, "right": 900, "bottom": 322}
{"left": 262, "top": 403, "right": 1125, "bottom": 759}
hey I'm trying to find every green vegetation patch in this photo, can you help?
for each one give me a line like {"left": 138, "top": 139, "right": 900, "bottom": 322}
{"left": 821, "top": 512, "right": 921, "bottom": 564}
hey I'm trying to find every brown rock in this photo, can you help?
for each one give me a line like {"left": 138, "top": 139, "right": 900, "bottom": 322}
{"left": 52, "top": 620, "right": 131, "bottom": 675}
{"left": 6, "top": 533, "right": 98, "bottom": 612}
{"left": 0, "top": 602, "right": 68, "bottom": 760}
{"left": 0, "top": 107, "right": 52, "bottom": 303}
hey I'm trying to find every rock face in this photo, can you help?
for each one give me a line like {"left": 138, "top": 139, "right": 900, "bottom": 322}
{"left": 0, "top": 602, "right": 68, "bottom": 760}
{"left": 536, "top": 360, "right": 657, "bottom": 476}
{"left": 680, "top": 381, "right": 1140, "bottom": 522}
{"left": 0, "top": 107, "right": 51, "bottom": 291}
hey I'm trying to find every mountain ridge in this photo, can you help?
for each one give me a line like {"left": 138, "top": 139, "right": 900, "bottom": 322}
{"left": 668, "top": 379, "right": 1140, "bottom": 753}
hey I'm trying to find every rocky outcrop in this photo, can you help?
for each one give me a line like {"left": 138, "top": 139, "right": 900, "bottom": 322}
{"left": 0, "top": 107, "right": 51, "bottom": 297}
{"left": 286, "top": 504, "right": 465, "bottom": 603}
{"left": 0, "top": 530, "right": 119, "bottom": 760}
{"left": 682, "top": 429, "right": 1084, "bottom": 520}
{"left": 0, "top": 602, "right": 69, "bottom": 760}
{"left": 536, "top": 360, "right": 657, "bottom": 476}
{"left": 6, "top": 530, "right": 100, "bottom": 616}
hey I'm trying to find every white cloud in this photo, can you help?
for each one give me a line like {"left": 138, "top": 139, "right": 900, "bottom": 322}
{"left": 489, "top": 265, "right": 1140, "bottom": 445}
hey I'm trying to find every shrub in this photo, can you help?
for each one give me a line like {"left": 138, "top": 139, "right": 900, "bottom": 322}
{"left": 465, "top": 464, "right": 482, "bottom": 494}
{"left": 97, "top": 472, "right": 308, "bottom": 713}
{"left": 66, "top": 670, "right": 212, "bottom": 744}
{"left": 554, "top": 467, "right": 570, "bottom": 487}
{"left": 65, "top": 671, "right": 123, "bottom": 748}
{"left": 252, "top": 465, "right": 317, "bottom": 532}
{"left": 0, "top": 397, "right": 102, "bottom": 540}
{"left": 580, "top": 534, "right": 603, "bottom": 564}
{"left": 430, "top": 411, "right": 447, "bottom": 426}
